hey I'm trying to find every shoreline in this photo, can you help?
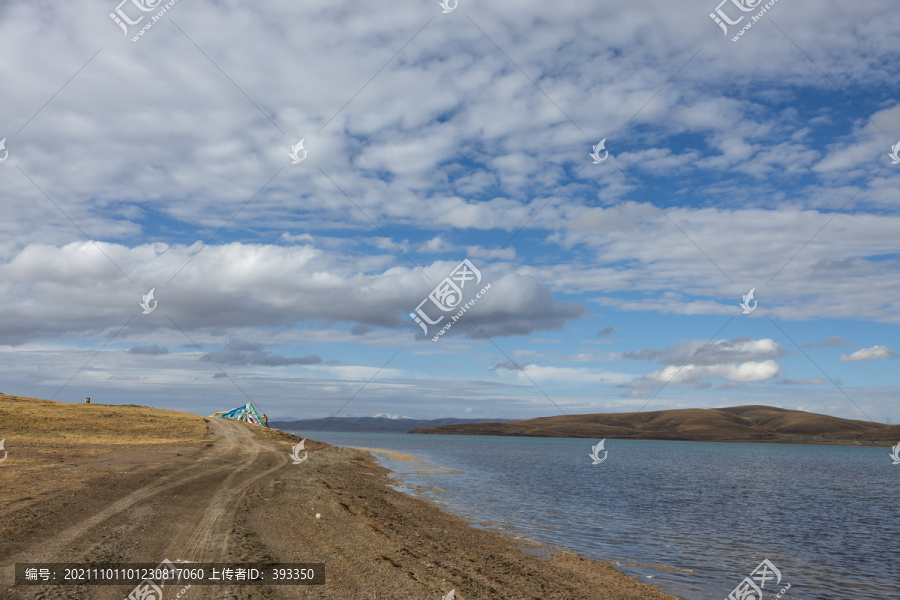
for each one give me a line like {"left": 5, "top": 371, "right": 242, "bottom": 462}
{"left": 347, "top": 442, "right": 695, "bottom": 598}
{"left": 0, "top": 395, "right": 678, "bottom": 599}
{"left": 240, "top": 435, "right": 679, "bottom": 599}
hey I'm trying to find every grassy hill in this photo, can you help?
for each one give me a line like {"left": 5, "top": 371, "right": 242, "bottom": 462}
{"left": 409, "top": 405, "right": 900, "bottom": 445}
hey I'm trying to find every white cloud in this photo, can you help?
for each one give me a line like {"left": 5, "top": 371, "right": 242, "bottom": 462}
{"left": 514, "top": 365, "right": 634, "bottom": 385}
{"left": 0, "top": 242, "right": 584, "bottom": 345}
{"left": 1, "top": 0, "right": 898, "bottom": 420}
{"left": 644, "top": 360, "right": 782, "bottom": 384}
{"left": 624, "top": 337, "right": 787, "bottom": 367}
{"left": 281, "top": 232, "right": 314, "bottom": 244}
{"left": 840, "top": 345, "right": 896, "bottom": 362}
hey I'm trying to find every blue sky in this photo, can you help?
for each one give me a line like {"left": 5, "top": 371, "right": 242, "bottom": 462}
{"left": 0, "top": 0, "right": 898, "bottom": 422}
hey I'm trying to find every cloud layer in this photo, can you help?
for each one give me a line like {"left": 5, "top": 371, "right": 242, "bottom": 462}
{"left": 0, "top": 0, "right": 897, "bottom": 421}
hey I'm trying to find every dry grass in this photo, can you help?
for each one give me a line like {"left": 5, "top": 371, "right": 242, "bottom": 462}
{"left": 0, "top": 394, "right": 213, "bottom": 528}
{"left": 0, "top": 393, "right": 208, "bottom": 446}
{"left": 0, "top": 394, "right": 338, "bottom": 538}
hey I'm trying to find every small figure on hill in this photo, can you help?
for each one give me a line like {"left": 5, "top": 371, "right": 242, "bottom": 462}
{"left": 85, "top": 397, "right": 91, "bottom": 404}
{"left": 262, "top": 413, "right": 268, "bottom": 426}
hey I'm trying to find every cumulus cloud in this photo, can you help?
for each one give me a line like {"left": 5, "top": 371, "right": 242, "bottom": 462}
{"left": 619, "top": 338, "right": 787, "bottom": 387}
{"left": 445, "top": 272, "right": 587, "bottom": 339}
{"left": 624, "top": 337, "right": 787, "bottom": 367}
{"left": 0, "top": 244, "right": 585, "bottom": 345}
{"left": 419, "top": 237, "right": 454, "bottom": 253}
{"left": 840, "top": 346, "right": 896, "bottom": 362}
{"left": 642, "top": 360, "right": 782, "bottom": 385}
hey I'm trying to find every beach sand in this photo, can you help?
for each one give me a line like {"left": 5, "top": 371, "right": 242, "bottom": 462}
{"left": 0, "top": 395, "right": 675, "bottom": 599}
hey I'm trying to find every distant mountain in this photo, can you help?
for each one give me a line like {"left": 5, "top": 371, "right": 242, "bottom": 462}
{"left": 409, "top": 406, "right": 900, "bottom": 445}
{"left": 270, "top": 416, "right": 514, "bottom": 433}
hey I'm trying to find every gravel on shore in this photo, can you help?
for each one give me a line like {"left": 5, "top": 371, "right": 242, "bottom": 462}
{"left": 239, "top": 438, "right": 677, "bottom": 599}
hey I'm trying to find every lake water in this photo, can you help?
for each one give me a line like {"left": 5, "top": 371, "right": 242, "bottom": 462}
{"left": 285, "top": 431, "right": 900, "bottom": 600}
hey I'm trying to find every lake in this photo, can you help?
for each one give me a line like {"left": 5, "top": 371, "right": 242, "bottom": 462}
{"left": 285, "top": 431, "right": 900, "bottom": 600}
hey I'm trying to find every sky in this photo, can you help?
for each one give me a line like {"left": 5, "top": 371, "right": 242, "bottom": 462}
{"left": 0, "top": 0, "right": 898, "bottom": 422}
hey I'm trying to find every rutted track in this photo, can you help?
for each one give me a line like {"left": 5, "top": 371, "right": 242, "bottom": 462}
{"left": 1, "top": 418, "right": 289, "bottom": 600}
{"left": 0, "top": 414, "right": 679, "bottom": 600}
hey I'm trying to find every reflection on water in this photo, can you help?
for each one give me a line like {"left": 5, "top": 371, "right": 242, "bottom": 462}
{"left": 288, "top": 431, "right": 900, "bottom": 600}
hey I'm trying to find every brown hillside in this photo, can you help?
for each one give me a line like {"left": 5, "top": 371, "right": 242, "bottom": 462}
{"left": 409, "top": 405, "right": 900, "bottom": 445}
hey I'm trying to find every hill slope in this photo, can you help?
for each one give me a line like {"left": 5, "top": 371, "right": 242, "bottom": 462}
{"left": 409, "top": 405, "right": 900, "bottom": 444}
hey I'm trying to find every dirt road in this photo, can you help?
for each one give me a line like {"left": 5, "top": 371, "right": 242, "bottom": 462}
{"left": 1, "top": 417, "right": 289, "bottom": 599}
{"left": 1, "top": 411, "right": 675, "bottom": 600}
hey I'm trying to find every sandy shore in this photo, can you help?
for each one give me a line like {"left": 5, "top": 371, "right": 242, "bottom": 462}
{"left": 0, "top": 396, "right": 675, "bottom": 599}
